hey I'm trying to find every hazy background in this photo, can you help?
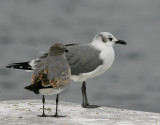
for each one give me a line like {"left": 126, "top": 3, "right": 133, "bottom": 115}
{"left": 0, "top": 0, "right": 160, "bottom": 113}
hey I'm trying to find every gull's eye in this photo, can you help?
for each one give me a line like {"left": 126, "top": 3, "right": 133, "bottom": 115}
{"left": 64, "top": 48, "right": 69, "bottom": 52}
{"left": 108, "top": 38, "right": 113, "bottom": 41}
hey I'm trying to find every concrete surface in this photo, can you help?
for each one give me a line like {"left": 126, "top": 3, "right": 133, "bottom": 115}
{"left": 0, "top": 100, "right": 160, "bottom": 125}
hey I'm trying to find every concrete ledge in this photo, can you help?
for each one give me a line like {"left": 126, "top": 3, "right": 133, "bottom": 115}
{"left": 0, "top": 100, "right": 160, "bottom": 125}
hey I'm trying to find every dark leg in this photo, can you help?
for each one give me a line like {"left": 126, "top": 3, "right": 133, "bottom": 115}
{"left": 81, "top": 81, "right": 100, "bottom": 108}
{"left": 81, "top": 82, "right": 85, "bottom": 107}
{"left": 52, "top": 94, "right": 66, "bottom": 117}
{"left": 53, "top": 94, "right": 59, "bottom": 117}
{"left": 37, "top": 95, "right": 48, "bottom": 117}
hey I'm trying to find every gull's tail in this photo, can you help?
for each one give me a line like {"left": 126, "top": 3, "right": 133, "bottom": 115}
{"left": 4, "top": 44, "right": 76, "bottom": 71}
{"left": 5, "top": 53, "right": 48, "bottom": 71}
{"left": 5, "top": 61, "right": 33, "bottom": 71}
{"left": 25, "top": 81, "right": 53, "bottom": 94}
{"left": 25, "top": 83, "right": 41, "bottom": 94}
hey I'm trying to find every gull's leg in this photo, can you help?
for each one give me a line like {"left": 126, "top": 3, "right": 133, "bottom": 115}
{"left": 53, "top": 94, "right": 59, "bottom": 117}
{"left": 52, "top": 94, "right": 66, "bottom": 117}
{"left": 81, "top": 82, "right": 85, "bottom": 107}
{"left": 81, "top": 81, "right": 100, "bottom": 108}
{"left": 37, "top": 95, "right": 48, "bottom": 117}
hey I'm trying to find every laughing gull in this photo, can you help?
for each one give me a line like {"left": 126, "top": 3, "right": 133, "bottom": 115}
{"left": 25, "top": 43, "right": 71, "bottom": 117}
{"left": 5, "top": 32, "right": 126, "bottom": 108}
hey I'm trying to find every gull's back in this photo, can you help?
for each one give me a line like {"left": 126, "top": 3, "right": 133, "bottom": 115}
{"left": 32, "top": 55, "right": 71, "bottom": 89}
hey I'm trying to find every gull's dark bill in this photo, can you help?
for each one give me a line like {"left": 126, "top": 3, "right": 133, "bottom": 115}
{"left": 115, "top": 40, "right": 127, "bottom": 45}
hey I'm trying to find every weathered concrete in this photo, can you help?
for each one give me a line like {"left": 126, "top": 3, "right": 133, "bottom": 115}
{"left": 0, "top": 100, "right": 160, "bottom": 125}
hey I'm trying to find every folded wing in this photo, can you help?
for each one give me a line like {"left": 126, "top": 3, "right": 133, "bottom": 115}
{"left": 32, "top": 56, "right": 70, "bottom": 89}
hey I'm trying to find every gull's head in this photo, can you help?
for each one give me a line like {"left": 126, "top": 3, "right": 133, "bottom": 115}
{"left": 49, "top": 43, "right": 69, "bottom": 56}
{"left": 93, "top": 32, "right": 126, "bottom": 47}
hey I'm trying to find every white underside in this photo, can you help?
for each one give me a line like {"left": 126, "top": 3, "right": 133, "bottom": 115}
{"left": 26, "top": 70, "right": 33, "bottom": 72}
{"left": 71, "top": 44, "right": 115, "bottom": 82}
{"left": 39, "top": 88, "right": 64, "bottom": 95}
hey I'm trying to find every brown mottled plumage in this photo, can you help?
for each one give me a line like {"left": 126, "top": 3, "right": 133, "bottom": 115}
{"left": 31, "top": 43, "right": 70, "bottom": 89}
{"left": 25, "top": 43, "right": 70, "bottom": 117}
{"left": 31, "top": 67, "right": 71, "bottom": 88}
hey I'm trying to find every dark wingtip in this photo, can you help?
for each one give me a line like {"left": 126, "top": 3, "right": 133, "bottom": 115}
{"left": 4, "top": 61, "right": 33, "bottom": 70}
{"left": 5, "top": 65, "right": 13, "bottom": 68}
{"left": 65, "top": 43, "right": 79, "bottom": 46}
{"left": 24, "top": 86, "right": 28, "bottom": 89}
{"left": 24, "top": 85, "right": 39, "bottom": 94}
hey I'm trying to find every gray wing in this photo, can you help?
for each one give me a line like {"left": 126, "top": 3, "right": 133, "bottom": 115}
{"left": 65, "top": 44, "right": 103, "bottom": 75}
{"left": 47, "top": 56, "right": 70, "bottom": 80}
{"left": 33, "top": 56, "right": 70, "bottom": 88}
{"left": 30, "top": 44, "right": 77, "bottom": 68}
{"left": 33, "top": 43, "right": 103, "bottom": 76}
{"left": 47, "top": 57, "right": 71, "bottom": 88}
{"left": 34, "top": 56, "right": 69, "bottom": 79}
{"left": 33, "top": 58, "right": 48, "bottom": 75}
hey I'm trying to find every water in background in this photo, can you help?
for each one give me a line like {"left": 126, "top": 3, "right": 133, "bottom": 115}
{"left": 0, "top": 0, "right": 160, "bottom": 113}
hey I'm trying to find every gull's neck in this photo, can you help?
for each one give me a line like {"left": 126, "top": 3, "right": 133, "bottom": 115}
{"left": 91, "top": 40, "right": 113, "bottom": 52}
{"left": 91, "top": 39, "right": 115, "bottom": 75}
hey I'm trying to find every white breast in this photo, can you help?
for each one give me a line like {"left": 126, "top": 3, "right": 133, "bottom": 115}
{"left": 39, "top": 88, "right": 64, "bottom": 95}
{"left": 71, "top": 45, "right": 115, "bottom": 81}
